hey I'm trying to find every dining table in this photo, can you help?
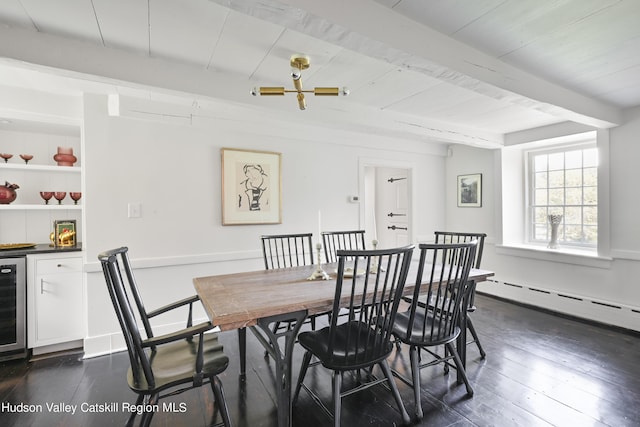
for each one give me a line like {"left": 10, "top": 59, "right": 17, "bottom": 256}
{"left": 193, "top": 261, "right": 494, "bottom": 427}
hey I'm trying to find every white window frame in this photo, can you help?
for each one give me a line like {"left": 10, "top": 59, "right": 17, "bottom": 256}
{"left": 498, "top": 129, "right": 611, "bottom": 265}
{"left": 525, "top": 142, "right": 598, "bottom": 250}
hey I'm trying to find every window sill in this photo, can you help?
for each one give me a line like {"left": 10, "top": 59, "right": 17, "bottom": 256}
{"left": 495, "top": 244, "right": 612, "bottom": 269}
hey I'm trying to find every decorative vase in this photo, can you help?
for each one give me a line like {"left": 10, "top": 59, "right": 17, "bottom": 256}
{"left": 53, "top": 147, "right": 77, "bottom": 167}
{"left": 0, "top": 182, "right": 19, "bottom": 204}
{"left": 547, "top": 214, "right": 563, "bottom": 249}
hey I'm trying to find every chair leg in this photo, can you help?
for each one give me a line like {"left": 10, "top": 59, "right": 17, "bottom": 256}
{"left": 409, "top": 345, "right": 423, "bottom": 419}
{"left": 140, "top": 394, "right": 159, "bottom": 427}
{"left": 467, "top": 315, "right": 486, "bottom": 359}
{"left": 332, "top": 370, "right": 343, "bottom": 427}
{"left": 211, "top": 375, "right": 232, "bottom": 427}
{"left": 125, "top": 395, "right": 143, "bottom": 427}
{"left": 293, "top": 350, "right": 313, "bottom": 405}
{"left": 380, "top": 359, "right": 411, "bottom": 424}
{"left": 238, "top": 328, "right": 246, "bottom": 377}
{"left": 445, "top": 342, "right": 474, "bottom": 396}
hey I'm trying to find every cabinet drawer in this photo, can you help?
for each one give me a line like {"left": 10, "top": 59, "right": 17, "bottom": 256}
{"left": 36, "top": 257, "right": 82, "bottom": 275}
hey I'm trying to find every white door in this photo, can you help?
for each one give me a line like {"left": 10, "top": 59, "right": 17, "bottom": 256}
{"left": 374, "top": 167, "right": 410, "bottom": 248}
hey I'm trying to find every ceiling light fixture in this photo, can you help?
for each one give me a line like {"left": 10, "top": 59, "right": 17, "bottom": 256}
{"left": 251, "top": 54, "right": 349, "bottom": 110}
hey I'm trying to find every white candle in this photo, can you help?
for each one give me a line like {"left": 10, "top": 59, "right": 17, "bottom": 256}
{"left": 318, "top": 210, "right": 322, "bottom": 243}
{"left": 372, "top": 209, "right": 378, "bottom": 240}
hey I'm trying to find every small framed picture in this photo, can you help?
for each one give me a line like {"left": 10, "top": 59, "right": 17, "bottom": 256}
{"left": 457, "top": 174, "right": 482, "bottom": 207}
{"left": 221, "top": 148, "right": 282, "bottom": 225}
{"left": 53, "top": 220, "right": 77, "bottom": 247}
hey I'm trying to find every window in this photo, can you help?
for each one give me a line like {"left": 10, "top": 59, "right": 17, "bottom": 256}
{"left": 528, "top": 144, "right": 598, "bottom": 248}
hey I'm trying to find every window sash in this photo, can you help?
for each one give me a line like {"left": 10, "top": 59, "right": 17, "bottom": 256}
{"left": 527, "top": 144, "right": 597, "bottom": 248}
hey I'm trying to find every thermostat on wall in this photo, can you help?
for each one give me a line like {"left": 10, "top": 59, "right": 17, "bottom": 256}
{"left": 349, "top": 195, "right": 360, "bottom": 203}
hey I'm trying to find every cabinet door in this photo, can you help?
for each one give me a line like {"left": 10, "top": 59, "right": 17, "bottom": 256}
{"left": 31, "top": 257, "right": 83, "bottom": 346}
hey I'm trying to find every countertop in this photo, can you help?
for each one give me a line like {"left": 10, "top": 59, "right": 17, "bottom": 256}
{"left": 0, "top": 243, "right": 82, "bottom": 257}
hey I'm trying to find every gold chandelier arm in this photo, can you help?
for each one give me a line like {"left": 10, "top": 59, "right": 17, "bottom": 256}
{"left": 293, "top": 77, "right": 303, "bottom": 92}
{"left": 297, "top": 92, "right": 306, "bottom": 110}
{"left": 258, "top": 87, "right": 285, "bottom": 95}
{"left": 313, "top": 87, "right": 340, "bottom": 96}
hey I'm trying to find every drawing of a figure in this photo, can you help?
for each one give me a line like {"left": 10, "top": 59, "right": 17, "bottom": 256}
{"left": 238, "top": 164, "right": 268, "bottom": 211}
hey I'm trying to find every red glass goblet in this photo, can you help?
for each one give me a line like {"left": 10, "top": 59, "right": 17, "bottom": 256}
{"left": 69, "top": 192, "right": 82, "bottom": 205}
{"left": 40, "top": 191, "right": 54, "bottom": 205}
{"left": 53, "top": 192, "right": 67, "bottom": 205}
{"left": 20, "top": 154, "right": 34, "bottom": 164}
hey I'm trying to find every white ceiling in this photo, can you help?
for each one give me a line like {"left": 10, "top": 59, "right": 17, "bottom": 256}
{"left": 0, "top": 0, "right": 638, "bottom": 147}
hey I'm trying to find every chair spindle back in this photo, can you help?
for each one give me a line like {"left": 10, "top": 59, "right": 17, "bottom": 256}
{"left": 261, "top": 233, "right": 314, "bottom": 269}
{"left": 321, "top": 230, "right": 367, "bottom": 263}
{"left": 403, "top": 242, "right": 477, "bottom": 344}
{"left": 326, "top": 245, "right": 414, "bottom": 368}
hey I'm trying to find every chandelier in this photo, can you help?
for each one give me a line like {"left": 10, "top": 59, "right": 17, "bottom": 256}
{"left": 251, "top": 54, "right": 349, "bottom": 110}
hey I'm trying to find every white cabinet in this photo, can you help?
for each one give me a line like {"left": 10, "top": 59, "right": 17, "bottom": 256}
{"left": 27, "top": 252, "right": 84, "bottom": 349}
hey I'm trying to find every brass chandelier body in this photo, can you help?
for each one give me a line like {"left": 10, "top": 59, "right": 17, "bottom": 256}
{"left": 251, "top": 55, "right": 348, "bottom": 110}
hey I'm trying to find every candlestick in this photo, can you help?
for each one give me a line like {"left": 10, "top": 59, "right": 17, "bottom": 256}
{"left": 370, "top": 239, "right": 385, "bottom": 274}
{"left": 317, "top": 210, "right": 322, "bottom": 243}
{"left": 307, "top": 243, "right": 330, "bottom": 280}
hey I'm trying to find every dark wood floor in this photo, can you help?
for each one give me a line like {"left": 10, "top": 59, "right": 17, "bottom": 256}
{"left": 1, "top": 294, "right": 639, "bottom": 427}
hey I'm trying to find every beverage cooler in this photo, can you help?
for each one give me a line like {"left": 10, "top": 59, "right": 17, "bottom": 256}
{"left": 0, "top": 257, "right": 26, "bottom": 361}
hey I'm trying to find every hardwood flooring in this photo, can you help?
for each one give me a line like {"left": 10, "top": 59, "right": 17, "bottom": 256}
{"left": 1, "top": 294, "right": 639, "bottom": 427}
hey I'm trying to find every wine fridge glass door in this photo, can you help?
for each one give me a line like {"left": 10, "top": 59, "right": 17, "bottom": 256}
{"left": 0, "top": 257, "right": 26, "bottom": 360}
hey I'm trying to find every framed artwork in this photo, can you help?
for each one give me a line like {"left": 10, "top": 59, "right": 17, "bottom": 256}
{"left": 457, "top": 173, "right": 482, "bottom": 207}
{"left": 53, "top": 219, "right": 77, "bottom": 247}
{"left": 221, "top": 148, "right": 282, "bottom": 225}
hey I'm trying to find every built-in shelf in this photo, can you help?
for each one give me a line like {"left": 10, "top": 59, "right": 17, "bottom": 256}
{"left": 0, "top": 204, "right": 82, "bottom": 210}
{"left": 0, "top": 164, "right": 81, "bottom": 173}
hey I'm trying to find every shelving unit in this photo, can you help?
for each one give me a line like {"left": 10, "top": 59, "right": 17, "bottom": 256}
{"left": 0, "top": 125, "right": 82, "bottom": 243}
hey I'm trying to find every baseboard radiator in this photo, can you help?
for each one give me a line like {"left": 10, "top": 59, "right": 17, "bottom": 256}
{"left": 477, "top": 279, "right": 640, "bottom": 333}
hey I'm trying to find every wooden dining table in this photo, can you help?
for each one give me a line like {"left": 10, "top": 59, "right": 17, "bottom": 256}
{"left": 193, "top": 261, "right": 494, "bottom": 427}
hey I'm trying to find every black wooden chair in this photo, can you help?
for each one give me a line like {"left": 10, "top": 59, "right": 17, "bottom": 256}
{"left": 392, "top": 241, "right": 477, "bottom": 419}
{"left": 261, "top": 232, "right": 315, "bottom": 269}
{"left": 260, "top": 233, "right": 318, "bottom": 352}
{"left": 434, "top": 231, "right": 487, "bottom": 358}
{"left": 98, "top": 247, "right": 232, "bottom": 427}
{"left": 321, "top": 230, "right": 367, "bottom": 263}
{"left": 293, "top": 245, "right": 414, "bottom": 426}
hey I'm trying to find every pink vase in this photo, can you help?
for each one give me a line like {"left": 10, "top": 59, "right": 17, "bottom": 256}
{"left": 53, "top": 147, "right": 77, "bottom": 167}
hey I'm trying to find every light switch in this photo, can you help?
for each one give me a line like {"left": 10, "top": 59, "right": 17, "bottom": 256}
{"left": 128, "top": 202, "right": 141, "bottom": 218}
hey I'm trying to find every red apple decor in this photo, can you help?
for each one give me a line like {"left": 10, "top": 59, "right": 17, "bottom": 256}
{"left": 53, "top": 147, "right": 77, "bottom": 166}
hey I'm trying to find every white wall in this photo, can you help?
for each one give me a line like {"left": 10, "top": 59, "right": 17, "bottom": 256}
{"left": 82, "top": 93, "right": 449, "bottom": 356}
{"left": 445, "top": 123, "right": 640, "bottom": 332}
